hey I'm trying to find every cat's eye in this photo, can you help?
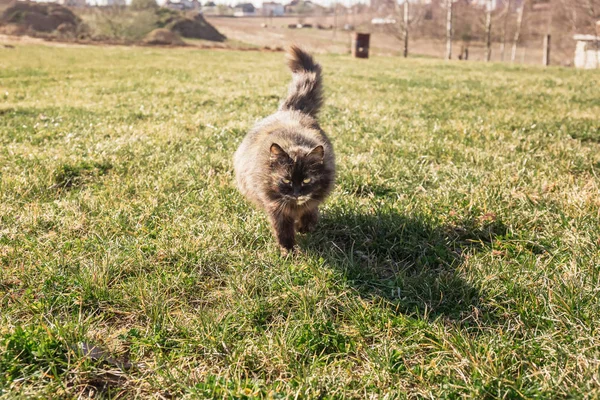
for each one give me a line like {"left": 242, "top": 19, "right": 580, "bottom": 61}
{"left": 303, "top": 178, "right": 311, "bottom": 184}
{"left": 282, "top": 178, "right": 291, "bottom": 184}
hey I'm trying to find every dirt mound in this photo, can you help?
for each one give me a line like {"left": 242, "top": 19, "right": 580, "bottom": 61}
{"left": 169, "top": 13, "right": 225, "bottom": 42}
{"left": 0, "top": 1, "right": 80, "bottom": 33}
{"left": 143, "top": 28, "right": 185, "bottom": 46}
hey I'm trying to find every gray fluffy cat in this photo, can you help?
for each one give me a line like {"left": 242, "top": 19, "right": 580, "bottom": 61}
{"left": 233, "top": 46, "right": 335, "bottom": 253}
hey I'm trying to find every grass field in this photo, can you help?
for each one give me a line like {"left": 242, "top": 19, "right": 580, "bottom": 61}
{"left": 1, "top": 44, "right": 600, "bottom": 399}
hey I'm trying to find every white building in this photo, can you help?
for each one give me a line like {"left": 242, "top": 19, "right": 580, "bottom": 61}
{"left": 472, "top": 0, "right": 523, "bottom": 10}
{"left": 104, "top": 0, "right": 126, "bottom": 6}
{"left": 574, "top": 34, "right": 600, "bottom": 69}
{"left": 60, "top": 0, "right": 87, "bottom": 7}
{"left": 202, "top": 1, "right": 218, "bottom": 14}
{"left": 165, "top": 0, "right": 200, "bottom": 10}
{"left": 233, "top": 2, "right": 255, "bottom": 16}
{"left": 262, "top": 1, "right": 283, "bottom": 16}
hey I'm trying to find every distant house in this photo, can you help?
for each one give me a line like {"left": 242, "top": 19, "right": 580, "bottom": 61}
{"left": 202, "top": 1, "right": 218, "bottom": 14}
{"left": 349, "top": 3, "right": 369, "bottom": 15}
{"left": 284, "top": 0, "right": 323, "bottom": 14}
{"left": 233, "top": 2, "right": 256, "bottom": 16}
{"left": 202, "top": 1, "right": 232, "bottom": 15}
{"left": 262, "top": 1, "right": 284, "bottom": 16}
{"left": 165, "top": 0, "right": 201, "bottom": 10}
{"left": 104, "top": 0, "right": 125, "bottom": 6}
{"left": 60, "top": 0, "right": 87, "bottom": 7}
{"left": 369, "top": 0, "right": 395, "bottom": 13}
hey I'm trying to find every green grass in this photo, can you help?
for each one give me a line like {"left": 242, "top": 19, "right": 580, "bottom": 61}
{"left": 1, "top": 44, "right": 599, "bottom": 399}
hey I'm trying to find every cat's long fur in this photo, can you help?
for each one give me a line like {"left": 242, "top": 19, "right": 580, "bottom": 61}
{"left": 233, "top": 45, "right": 335, "bottom": 252}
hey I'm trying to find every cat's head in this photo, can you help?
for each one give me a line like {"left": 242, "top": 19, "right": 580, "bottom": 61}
{"left": 268, "top": 143, "right": 331, "bottom": 205}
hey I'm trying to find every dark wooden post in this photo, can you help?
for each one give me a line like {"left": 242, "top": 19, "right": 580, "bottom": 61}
{"left": 543, "top": 34, "right": 551, "bottom": 66}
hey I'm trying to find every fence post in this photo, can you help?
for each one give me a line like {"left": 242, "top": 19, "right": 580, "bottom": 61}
{"left": 543, "top": 34, "right": 551, "bottom": 66}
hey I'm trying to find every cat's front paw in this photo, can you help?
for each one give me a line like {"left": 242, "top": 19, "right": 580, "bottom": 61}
{"left": 297, "top": 224, "right": 315, "bottom": 234}
{"left": 279, "top": 244, "right": 299, "bottom": 256}
{"left": 297, "top": 210, "right": 319, "bottom": 234}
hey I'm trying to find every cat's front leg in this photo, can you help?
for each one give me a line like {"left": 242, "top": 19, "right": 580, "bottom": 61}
{"left": 269, "top": 213, "right": 296, "bottom": 254}
{"left": 296, "top": 208, "right": 319, "bottom": 234}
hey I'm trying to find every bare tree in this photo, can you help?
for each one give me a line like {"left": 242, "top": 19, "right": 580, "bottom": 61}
{"left": 583, "top": 0, "right": 599, "bottom": 28}
{"left": 511, "top": 0, "right": 526, "bottom": 63}
{"left": 485, "top": 0, "right": 493, "bottom": 62}
{"left": 332, "top": 2, "right": 338, "bottom": 39}
{"left": 385, "top": 1, "right": 428, "bottom": 58}
{"left": 130, "top": 0, "right": 157, "bottom": 10}
{"left": 543, "top": 0, "right": 554, "bottom": 66}
{"left": 500, "top": 0, "right": 512, "bottom": 61}
{"left": 403, "top": 0, "right": 409, "bottom": 57}
{"left": 446, "top": 0, "right": 453, "bottom": 60}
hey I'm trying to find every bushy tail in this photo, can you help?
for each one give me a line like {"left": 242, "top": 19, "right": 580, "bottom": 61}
{"left": 279, "top": 45, "right": 323, "bottom": 118}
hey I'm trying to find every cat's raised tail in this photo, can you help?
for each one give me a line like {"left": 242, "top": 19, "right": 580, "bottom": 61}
{"left": 279, "top": 45, "right": 323, "bottom": 118}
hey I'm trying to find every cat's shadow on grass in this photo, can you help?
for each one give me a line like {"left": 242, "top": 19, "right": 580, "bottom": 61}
{"left": 302, "top": 208, "right": 507, "bottom": 326}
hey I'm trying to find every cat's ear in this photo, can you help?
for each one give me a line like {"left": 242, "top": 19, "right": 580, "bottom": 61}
{"left": 306, "top": 145, "right": 324, "bottom": 164}
{"left": 270, "top": 143, "right": 290, "bottom": 162}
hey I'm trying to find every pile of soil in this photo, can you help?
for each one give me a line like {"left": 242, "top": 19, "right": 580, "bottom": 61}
{"left": 155, "top": 9, "right": 225, "bottom": 42}
{"left": 142, "top": 28, "right": 185, "bottom": 46}
{"left": 0, "top": 1, "right": 80, "bottom": 34}
{"left": 169, "top": 13, "right": 225, "bottom": 42}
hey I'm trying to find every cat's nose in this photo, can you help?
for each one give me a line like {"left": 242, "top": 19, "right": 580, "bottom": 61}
{"left": 293, "top": 188, "right": 301, "bottom": 197}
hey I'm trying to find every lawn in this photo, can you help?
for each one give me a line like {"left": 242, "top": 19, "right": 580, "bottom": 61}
{"left": 1, "top": 44, "right": 599, "bottom": 399}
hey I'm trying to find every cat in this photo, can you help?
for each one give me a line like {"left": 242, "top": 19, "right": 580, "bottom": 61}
{"left": 233, "top": 45, "right": 335, "bottom": 254}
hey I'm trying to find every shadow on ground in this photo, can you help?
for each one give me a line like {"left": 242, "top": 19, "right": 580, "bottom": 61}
{"left": 303, "top": 207, "right": 507, "bottom": 325}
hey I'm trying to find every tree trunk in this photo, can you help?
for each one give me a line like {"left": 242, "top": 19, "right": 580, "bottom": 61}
{"left": 500, "top": 0, "right": 512, "bottom": 61}
{"left": 511, "top": 0, "right": 526, "bottom": 63}
{"left": 403, "top": 1, "right": 409, "bottom": 58}
{"left": 446, "top": 0, "right": 453, "bottom": 60}
{"left": 333, "top": 4, "right": 337, "bottom": 39}
{"left": 485, "top": 0, "right": 493, "bottom": 62}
